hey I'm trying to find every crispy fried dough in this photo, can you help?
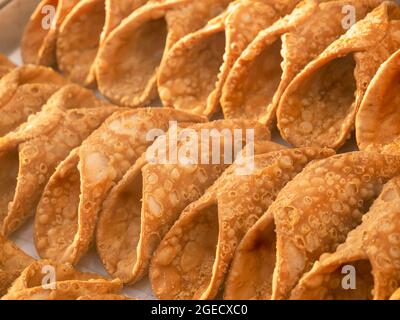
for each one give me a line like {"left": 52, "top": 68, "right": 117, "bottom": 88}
{"left": 0, "top": 55, "right": 16, "bottom": 79}
{"left": 291, "top": 176, "right": 400, "bottom": 300}
{"left": 158, "top": 0, "right": 305, "bottom": 117}
{"left": 0, "top": 65, "right": 67, "bottom": 137}
{"left": 356, "top": 49, "right": 400, "bottom": 152}
{"left": 277, "top": 1, "right": 400, "bottom": 149}
{"left": 8, "top": 260, "right": 106, "bottom": 294}
{"left": 390, "top": 288, "right": 400, "bottom": 300}
{"left": 0, "top": 105, "right": 117, "bottom": 236}
{"left": 1, "top": 279, "right": 123, "bottom": 300}
{"left": 224, "top": 152, "right": 400, "bottom": 300}
{"left": 0, "top": 236, "right": 34, "bottom": 296}
{"left": 222, "top": 0, "right": 383, "bottom": 125}
{"left": 150, "top": 147, "right": 334, "bottom": 300}
{"left": 77, "top": 293, "right": 131, "bottom": 300}
{"left": 21, "top": 0, "right": 80, "bottom": 66}
{"left": 96, "top": 120, "right": 271, "bottom": 284}
{"left": 96, "top": 0, "right": 232, "bottom": 107}
{"left": 57, "top": 0, "right": 147, "bottom": 86}
{"left": 34, "top": 108, "right": 206, "bottom": 265}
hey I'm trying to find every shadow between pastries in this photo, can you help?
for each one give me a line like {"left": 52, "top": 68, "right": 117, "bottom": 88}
{"left": 292, "top": 176, "right": 400, "bottom": 300}
{"left": 150, "top": 147, "right": 334, "bottom": 299}
{"left": 56, "top": 0, "right": 149, "bottom": 86}
{"left": 277, "top": 1, "right": 400, "bottom": 149}
{"left": 224, "top": 151, "right": 400, "bottom": 299}
{"left": 0, "top": 93, "right": 117, "bottom": 236}
{"left": 356, "top": 49, "right": 400, "bottom": 153}
{"left": 21, "top": 0, "right": 80, "bottom": 66}
{"left": 96, "top": 120, "right": 272, "bottom": 285}
{"left": 221, "top": 0, "right": 384, "bottom": 126}
{"left": 0, "top": 65, "right": 68, "bottom": 137}
{"left": 0, "top": 236, "right": 34, "bottom": 296}
{"left": 34, "top": 108, "right": 206, "bottom": 265}
{"left": 96, "top": 0, "right": 232, "bottom": 106}
{"left": 157, "top": 0, "right": 306, "bottom": 117}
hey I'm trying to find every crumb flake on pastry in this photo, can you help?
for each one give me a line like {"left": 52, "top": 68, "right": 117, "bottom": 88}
{"left": 0, "top": 105, "right": 117, "bottom": 236}
{"left": 356, "top": 49, "right": 400, "bottom": 152}
{"left": 96, "top": 119, "right": 271, "bottom": 284}
{"left": 0, "top": 65, "right": 67, "bottom": 137}
{"left": 224, "top": 151, "right": 400, "bottom": 300}
{"left": 21, "top": 0, "right": 80, "bottom": 66}
{"left": 149, "top": 147, "right": 334, "bottom": 300}
{"left": 222, "top": 0, "right": 384, "bottom": 126}
{"left": 292, "top": 176, "right": 400, "bottom": 300}
{"left": 34, "top": 108, "right": 206, "bottom": 265}
{"left": 277, "top": 1, "right": 400, "bottom": 149}
{"left": 96, "top": 0, "right": 232, "bottom": 107}
{"left": 0, "top": 236, "right": 34, "bottom": 296}
{"left": 157, "top": 0, "right": 303, "bottom": 117}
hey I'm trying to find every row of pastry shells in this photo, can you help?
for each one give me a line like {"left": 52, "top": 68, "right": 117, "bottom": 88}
{"left": 21, "top": 0, "right": 400, "bottom": 152}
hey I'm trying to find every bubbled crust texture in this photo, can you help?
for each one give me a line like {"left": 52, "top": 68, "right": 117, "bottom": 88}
{"left": 291, "top": 176, "right": 400, "bottom": 300}
{"left": 96, "top": 119, "right": 270, "bottom": 284}
{"left": 1, "top": 279, "right": 123, "bottom": 300}
{"left": 271, "top": 152, "right": 400, "bottom": 299}
{"left": 57, "top": 0, "right": 106, "bottom": 86}
{"left": 149, "top": 147, "right": 335, "bottom": 300}
{"left": 224, "top": 151, "right": 400, "bottom": 300}
{"left": 158, "top": 0, "right": 289, "bottom": 117}
{"left": 34, "top": 108, "right": 206, "bottom": 265}
{"left": 8, "top": 260, "right": 106, "bottom": 294}
{"left": 356, "top": 49, "right": 400, "bottom": 153}
{"left": 277, "top": 2, "right": 400, "bottom": 149}
{"left": 96, "top": 0, "right": 231, "bottom": 107}
{"left": 221, "top": 0, "right": 317, "bottom": 123}
{"left": 0, "top": 236, "right": 34, "bottom": 296}
{"left": 0, "top": 65, "right": 67, "bottom": 137}
{"left": 0, "top": 105, "right": 117, "bottom": 236}
{"left": 21, "top": 0, "right": 80, "bottom": 66}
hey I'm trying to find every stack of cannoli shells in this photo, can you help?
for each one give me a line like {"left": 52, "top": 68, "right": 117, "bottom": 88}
{"left": 96, "top": 120, "right": 271, "bottom": 284}
{"left": 291, "top": 175, "right": 400, "bottom": 300}
{"left": 224, "top": 151, "right": 400, "bottom": 299}
{"left": 277, "top": 1, "right": 400, "bottom": 149}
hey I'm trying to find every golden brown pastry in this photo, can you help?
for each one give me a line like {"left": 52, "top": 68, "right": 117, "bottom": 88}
{"left": 96, "top": 120, "right": 272, "bottom": 284}
{"left": 0, "top": 103, "right": 117, "bottom": 235}
{"left": 96, "top": 0, "right": 232, "bottom": 106}
{"left": 222, "top": 0, "right": 384, "bottom": 125}
{"left": 150, "top": 147, "right": 334, "bottom": 299}
{"left": 224, "top": 152, "right": 400, "bottom": 300}
{"left": 1, "top": 279, "right": 123, "bottom": 300}
{"left": 7, "top": 260, "right": 106, "bottom": 294}
{"left": 21, "top": 0, "right": 80, "bottom": 66}
{"left": 0, "top": 236, "right": 34, "bottom": 296}
{"left": 158, "top": 0, "right": 307, "bottom": 117}
{"left": 56, "top": 0, "right": 148, "bottom": 86}
{"left": 356, "top": 49, "right": 400, "bottom": 153}
{"left": 291, "top": 176, "right": 400, "bottom": 300}
{"left": 277, "top": 1, "right": 400, "bottom": 149}
{"left": 34, "top": 108, "right": 206, "bottom": 265}
{"left": 0, "top": 65, "right": 67, "bottom": 137}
